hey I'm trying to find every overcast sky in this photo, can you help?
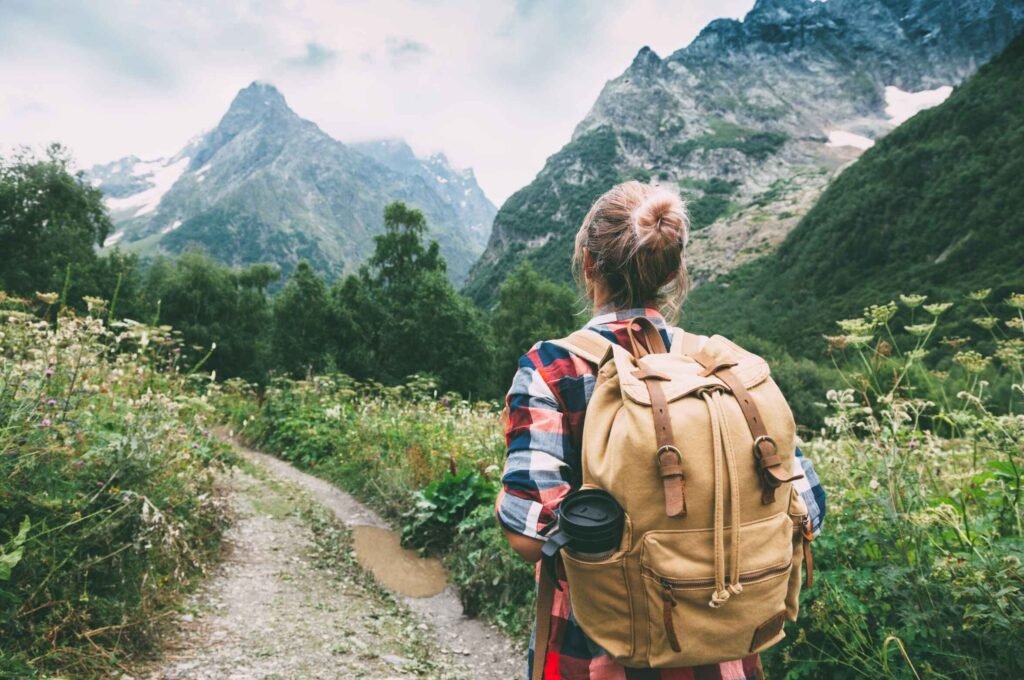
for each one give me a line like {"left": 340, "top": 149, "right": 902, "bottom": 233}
{"left": 0, "top": 0, "right": 754, "bottom": 204}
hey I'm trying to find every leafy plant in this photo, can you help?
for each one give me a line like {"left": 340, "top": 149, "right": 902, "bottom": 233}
{"left": 775, "top": 293, "right": 1024, "bottom": 678}
{"left": 401, "top": 470, "right": 497, "bottom": 554}
{"left": 0, "top": 517, "right": 30, "bottom": 583}
{"left": 447, "top": 504, "right": 535, "bottom": 636}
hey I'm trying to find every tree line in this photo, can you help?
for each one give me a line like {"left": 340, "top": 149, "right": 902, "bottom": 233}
{"left": 0, "top": 145, "right": 581, "bottom": 398}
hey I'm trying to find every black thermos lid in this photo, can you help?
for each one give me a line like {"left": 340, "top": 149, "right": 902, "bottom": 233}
{"left": 559, "top": 489, "right": 624, "bottom": 554}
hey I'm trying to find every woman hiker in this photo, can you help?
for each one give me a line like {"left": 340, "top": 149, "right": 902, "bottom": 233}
{"left": 495, "top": 181, "right": 826, "bottom": 680}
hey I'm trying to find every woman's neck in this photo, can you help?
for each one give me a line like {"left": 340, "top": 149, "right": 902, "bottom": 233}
{"left": 590, "top": 283, "right": 612, "bottom": 313}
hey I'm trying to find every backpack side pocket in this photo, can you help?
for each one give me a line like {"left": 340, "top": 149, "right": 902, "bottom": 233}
{"left": 785, "top": 484, "right": 811, "bottom": 621}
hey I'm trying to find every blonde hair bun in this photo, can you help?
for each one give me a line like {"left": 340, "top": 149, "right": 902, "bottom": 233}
{"left": 633, "top": 189, "right": 688, "bottom": 252}
{"left": 572, "top": 180, "right": 691, "bottom": 322}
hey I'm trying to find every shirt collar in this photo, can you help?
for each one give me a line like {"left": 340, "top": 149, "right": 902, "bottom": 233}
{"left": 583, "top": 306, "right": 668, "bottom": 331}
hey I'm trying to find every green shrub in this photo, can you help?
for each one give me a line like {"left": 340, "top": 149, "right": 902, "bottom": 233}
{"left": 776, "top": 296, "right": 1024, "bottom": 678}
{"left": 0, "top": 293, "right": 231, "bottom": 677}
{"left": 217, "top": 373, "right": 505, "bottom": 527}
{"left": 401, "top": 470, "right": 497, "bottom": 554}
{"left": 687, "top": 194, "right": 738, "bottom": 230}
{"left": 447, "top": 504, "right": 535, "bottom": 637}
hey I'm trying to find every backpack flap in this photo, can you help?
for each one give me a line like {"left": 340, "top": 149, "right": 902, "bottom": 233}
{"left": 618, "top": 337, "right": 771, "bottom": 406}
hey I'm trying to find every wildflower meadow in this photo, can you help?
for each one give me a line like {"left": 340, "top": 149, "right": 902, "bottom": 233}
{"left": 217, "top": 291, "right": 1024, "bottom": 679}
{"left": 0, "top": 293, "right": 232, "bottom": 676}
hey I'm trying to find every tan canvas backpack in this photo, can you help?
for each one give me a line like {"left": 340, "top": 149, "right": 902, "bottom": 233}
{"left": 532, "top": 317, "right": 814, "bottom": 676}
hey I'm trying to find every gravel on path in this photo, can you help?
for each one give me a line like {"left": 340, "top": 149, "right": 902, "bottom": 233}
{"left": 233, "top": 442, "right": 523, "bottom": 679}
{"left": 141, "top": 437, "right": 523, "bottom": 680}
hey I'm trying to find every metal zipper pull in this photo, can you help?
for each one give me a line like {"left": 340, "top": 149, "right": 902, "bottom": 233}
{"left": 660, "top": 580, "right": 682, "bottom": 652}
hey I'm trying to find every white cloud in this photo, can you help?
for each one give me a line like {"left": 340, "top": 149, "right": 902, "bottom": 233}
{"left": 0, "top": 0, "right": 754, "bottom": 204}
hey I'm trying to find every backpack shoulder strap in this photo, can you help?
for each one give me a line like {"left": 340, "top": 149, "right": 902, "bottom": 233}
{"left": 532, "top": 572, "right": 557, "bottom": 680}
{"left": 670, "top": 328, "right": 708, "bottom": 356}
{"left": 548, "top": 329, "right": 613, "bottom": 364}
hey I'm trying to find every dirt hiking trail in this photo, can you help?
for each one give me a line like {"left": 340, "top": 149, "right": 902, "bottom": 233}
{"left": 142, "top": 438, "right": 521, "bottom": 680}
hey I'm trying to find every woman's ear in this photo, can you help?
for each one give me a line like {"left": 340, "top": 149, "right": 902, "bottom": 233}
{"left": 583, "top": 250, "right": 596, "bottom": 278}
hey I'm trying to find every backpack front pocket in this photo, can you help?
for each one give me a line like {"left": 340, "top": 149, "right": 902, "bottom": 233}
{"left": 561, "top": 549, "right": 635, "bottom": 660}
{"left": 639, "top": 511, "right": 794, "bottom": 667}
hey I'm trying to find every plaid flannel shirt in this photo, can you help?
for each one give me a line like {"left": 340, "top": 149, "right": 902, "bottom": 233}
{"left": 497, "top": 308, "right": 827, "bottom": 680}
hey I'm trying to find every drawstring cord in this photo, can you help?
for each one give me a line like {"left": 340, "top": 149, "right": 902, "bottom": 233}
{"left": 703, "top": 390, "right": 743, "bottom": 608}
{"left": 715, "top": 391, "right": 744, "bottom": 599}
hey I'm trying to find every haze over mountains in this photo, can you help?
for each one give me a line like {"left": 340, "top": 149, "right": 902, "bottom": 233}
{"left": 89, "top": 82, "right": 495, "bottom": 284}
{"left": 464, "top": 0, "right": 1024, "bottom": 304}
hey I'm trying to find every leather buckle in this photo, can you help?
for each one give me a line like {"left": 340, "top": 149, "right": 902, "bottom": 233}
{"left": 753, "top": 435, "right": 778, "bottom": 462}
{"left": 656, "top": 445, "right": 682, "bottom": 464}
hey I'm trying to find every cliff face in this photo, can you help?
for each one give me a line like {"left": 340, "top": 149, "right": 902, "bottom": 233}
{"left": 464, "top": 0, "right": 1024, "bottom": 304}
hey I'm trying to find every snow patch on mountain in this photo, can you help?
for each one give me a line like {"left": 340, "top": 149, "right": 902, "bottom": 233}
{"left": 104, "top": 157, "right": 190, "bottom": 217}
{"left": 827, "top": 130, "right": 875, "bottom": 150}
{"left": 195, "top": 162, "right": 212, "bottom": 183}
{"left": 885, "top": 86, "right": 954, "bottom": 126}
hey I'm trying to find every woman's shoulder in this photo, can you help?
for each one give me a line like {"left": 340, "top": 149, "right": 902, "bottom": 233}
{"left": 518, "top": 338, "right": 588, "bottom": 373}
{"left": 510, "top": 337, "right": 596, "bottom": 396}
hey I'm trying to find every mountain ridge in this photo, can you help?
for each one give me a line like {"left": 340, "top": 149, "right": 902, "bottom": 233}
{"left": 464, "top": 0, "right": 1024, "bottom": 304}
{"left": 682, "top": 30, "right": 1024, "bottom": 356}
{"left": 91, "top": 82, "right": 495, "bottom": 284}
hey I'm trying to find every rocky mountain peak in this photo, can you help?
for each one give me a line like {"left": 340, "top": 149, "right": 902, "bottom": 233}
{"left": 216, "top": 81, "right": 297, "bottom": 136}
{"left": 226, "top": 81, "right": 291, "bottom": 118}
{"left": 749, "top": 0, "right": 817, "bottom": 16}
{"left": 464, "top": 0, "right": 1024, "bottom": 305}
{"left": 90, "top": 82, "right": 496, "bottom": 285}
{"left": 190, "top": 81, "right": 306, "bottom": 170}
{"left": 630, "top": 46, "right": 662, "bottom": 71}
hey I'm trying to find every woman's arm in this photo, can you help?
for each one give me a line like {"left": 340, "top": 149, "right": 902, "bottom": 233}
{"left": 503, "top": 525, "right": 545, "bottom": 563}
{"left": 495, "top": 348, "right": 574, "bottom": 563}
{"left": 793, "top": 447, "right": 826, "bottom": 535}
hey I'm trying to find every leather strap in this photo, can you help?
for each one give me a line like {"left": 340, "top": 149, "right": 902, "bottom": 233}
{"left": 691, "top": 349, "right": 738, "bottom": 378}
{"left": 660, "top": 585, "right": 682, "bottom": 652}
{"left": 633, "top": 363, "right": 686, "bottom": 518}
{"left": 689, "top": 351, "right": 803, "bottom": 504}
{"left": 627, "top": 316, "right": 667, "bottom": 357}
{"left": 801, "top": 520, "right": 815, "bottom": 589}
{"left": 532, "top": 570, "right": 556, "bottom": 680}
{"left": 628, "top": 317, "right": 686, "bottom": 517}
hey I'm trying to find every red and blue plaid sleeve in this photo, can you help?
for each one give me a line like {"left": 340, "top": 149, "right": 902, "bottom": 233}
{"left": 793, "top": 447, "right": 826, "bottom": 536}
{"left": 497, "top": 345, "right": 576, "bottom": 539}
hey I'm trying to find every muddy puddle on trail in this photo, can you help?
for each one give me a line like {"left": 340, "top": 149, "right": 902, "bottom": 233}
{"left": 351, "top": 525, "right": 448, "bottom": 597}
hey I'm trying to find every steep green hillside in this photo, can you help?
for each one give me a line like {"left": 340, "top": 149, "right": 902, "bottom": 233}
{"left": 463, "top": 126, "right": 624, "bottom": 301}
{"left": 683, "top": 33, "right": 1024, "bottom": 356}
